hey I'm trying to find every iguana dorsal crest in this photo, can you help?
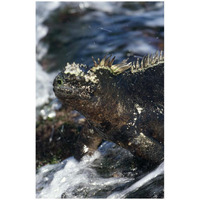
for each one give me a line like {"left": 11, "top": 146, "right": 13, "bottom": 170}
{"left": 91, "top": 51, "right": 164, "bottom": 75}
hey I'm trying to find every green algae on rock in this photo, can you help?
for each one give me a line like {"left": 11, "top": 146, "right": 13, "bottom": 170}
{"left": 53, "top": 52, "right": 164, "bottom": 163}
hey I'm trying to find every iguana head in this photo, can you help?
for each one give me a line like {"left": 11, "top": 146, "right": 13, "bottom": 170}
{"left": 53, "top": 62, "right": 98, "bottom": 101}
{"left": 53, "top": 55, "right": 130, "bottom": 101}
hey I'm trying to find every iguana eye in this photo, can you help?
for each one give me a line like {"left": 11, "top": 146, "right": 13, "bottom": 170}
{"left": 57, "top": 79, "right": 62, "bottom": 85}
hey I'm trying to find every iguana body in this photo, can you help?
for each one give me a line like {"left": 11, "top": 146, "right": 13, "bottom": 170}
{"left": 53, "top": 52, "right": 164, "bottom": 163}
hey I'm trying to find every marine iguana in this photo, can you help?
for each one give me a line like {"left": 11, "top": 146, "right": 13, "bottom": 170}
{"left": 53, "top": 51, "right": 164, "bottom": 163}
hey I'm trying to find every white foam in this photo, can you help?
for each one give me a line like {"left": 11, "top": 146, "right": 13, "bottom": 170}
{"left": 36, "top": 152, "right": 130, "bottom": 198}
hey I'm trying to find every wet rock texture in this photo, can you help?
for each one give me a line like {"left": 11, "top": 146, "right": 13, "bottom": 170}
{"left": 36, "top": 106, "right": 88, "bottom": 168}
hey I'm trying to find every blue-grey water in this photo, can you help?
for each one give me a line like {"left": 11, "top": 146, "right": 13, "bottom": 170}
{"left": 36, "top": 2, "right": 164, "bottom": 198}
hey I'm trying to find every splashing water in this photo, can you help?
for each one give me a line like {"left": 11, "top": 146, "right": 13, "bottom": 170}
{"left": 36, "top": 2, "right": 60, "bottom": 107}
{"left": 36, "top": 142, "right": 164, "bottom": 198}
{"left": 36, "top": 149, "right": 130, "bottom": 198}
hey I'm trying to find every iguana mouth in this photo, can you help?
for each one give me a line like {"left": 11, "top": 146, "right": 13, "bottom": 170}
{"left": 53, "top": 79, "right": 93, "bottom": 100}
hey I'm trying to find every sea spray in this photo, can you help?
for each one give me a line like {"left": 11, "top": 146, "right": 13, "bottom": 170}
{"left": 36, "top": 148, "right": 131, "bottom": 198}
